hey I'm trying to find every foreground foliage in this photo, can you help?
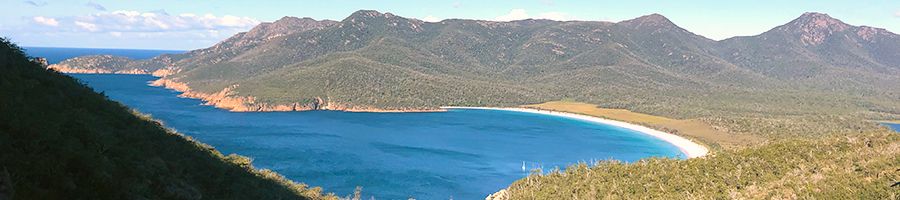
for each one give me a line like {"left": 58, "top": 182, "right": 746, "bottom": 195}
{"left": 502, "top": 131, "right": 899, "bottom": 199}
{"left": 0, "top": 38, "right": 334, "bottom": 199}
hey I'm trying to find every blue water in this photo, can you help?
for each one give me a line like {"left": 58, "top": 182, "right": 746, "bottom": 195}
{"left": 31, "top": 48, "right": 682, "bottom": 199}
{"left": 23, "top": 46, "right": 184, "bottom": 64}
{"left": 885, "top": 123, "right": 900, "bottom": 132}
{"left": 70, "top": 74, "right": 682, "bottom": 199}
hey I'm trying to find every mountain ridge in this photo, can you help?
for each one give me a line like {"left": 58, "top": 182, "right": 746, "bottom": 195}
{"left": 48, "top": 10, "right": 900, "bottom": 120}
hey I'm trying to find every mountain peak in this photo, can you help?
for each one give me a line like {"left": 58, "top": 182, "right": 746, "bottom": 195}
{"left": 351, "top": 9, "right": 382, "bottom": 16}
{"left": 236, "top": 16, "right": 336, "bottom": 43}
{"left": 794, "top": 12, "right": 847, "bottom": 27}
{"left": 273, "top": 16, "right": 303, "bottom": 24}
{"left": 269, "top": 16, "right": 335, "bottom": 28}
{"left": 799, "top": 12, "right": 832, "bottom": 19}
{"left": 780, "top": 12, "right": 851, "bottom": 45}
{"left": 345, "top": 10, "right": 398, "bottom": 21}
{"left": 639, "top": 13, "right": 668, "bottom": 21}
{"left": 619, "top": 13, "right": 677, "bottom": 28}
{"left": 337, "top": 9, "right": 425, "bottom": 33}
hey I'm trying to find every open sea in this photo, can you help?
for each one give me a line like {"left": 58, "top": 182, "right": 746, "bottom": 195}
{"left": 29, "top": 47, "right": 690, "bottom": 199}
{"left": 23, "top": 46, "right": 185, "bottom": 64}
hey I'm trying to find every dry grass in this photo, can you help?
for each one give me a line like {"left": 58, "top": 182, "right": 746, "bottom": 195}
{"left": 522, "top": 101, "right": 764, "bottom": 150}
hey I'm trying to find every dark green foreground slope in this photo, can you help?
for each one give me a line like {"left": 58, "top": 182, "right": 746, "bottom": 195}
{"left": 0, "top": 39, "right": 333, "bottom": 199}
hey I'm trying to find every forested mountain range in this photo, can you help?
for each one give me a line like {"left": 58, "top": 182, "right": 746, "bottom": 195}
{"left": 50, "top": 10, "right": 899, "bottom": 120}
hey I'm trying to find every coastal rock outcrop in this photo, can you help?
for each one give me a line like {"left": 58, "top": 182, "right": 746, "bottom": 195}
{"left": 31, "top": 57, "right": 48, "bottom": 67}
{"left": 149, "top": 78, "right": 441, "bottom": 112}
{"left": 47, "top": 55, "right": 140, "bottom": 73}
{"left": 49, "top": 63, "right": 149, "bottom": 74}
{"left": 485, "top": 189, "right": 509, "bottom": 200}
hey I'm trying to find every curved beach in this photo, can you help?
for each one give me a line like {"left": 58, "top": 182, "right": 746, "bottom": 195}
{"left": 441, "top": 106, "right": 709, "bottom": 158}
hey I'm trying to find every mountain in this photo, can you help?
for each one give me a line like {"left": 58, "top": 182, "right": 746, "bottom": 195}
{"left": 716, "top": 12, "right": 900, "bottom": 96}
{"left": 49, "top": 11, "right": 900, "bottom": 120}
{"left": 0, "top": 38, "right": 334, "bottom": 199}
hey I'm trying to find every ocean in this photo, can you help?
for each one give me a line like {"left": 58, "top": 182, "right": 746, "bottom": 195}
{"left": 23, "top": 46, "right": 185, "bottom": 64}
{"left": 885, "top": 123, "right": 900, "bottom": 132}
{"left": 29, "top": 47, "right": 686, "bottom": 199}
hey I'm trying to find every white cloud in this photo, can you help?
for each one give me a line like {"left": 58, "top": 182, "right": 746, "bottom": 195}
{"left": 17, "top": 10, "right": 261, "bottom": 49}
{"left": 217, "top": 15, "right": 254, "bottom": 27}
{"left": 111, "top": 10, "right": 140, "bottom": 17}
{"left": 536, "top": 11, "right": 575, "bottom": 21}
{"left": 31, "top": 16, "right": 59, "bottom": 26}
{"left": 493, "top": 9, "right": 576, "bottom": 21}
{"left": 32, "top": 16, "right": 59, "bottom": 26}
{"left": 74, "top": 21, "right": 99, "bottom": 31}
{"left": 494, "top": 9, "right": 529, "bottom": 21}
{"left": 30, "top": 10, "right": 259, "bottom": 33}
{"left": 422, "top": 15, "right": 442, "bottom": 22}
{"left": 895, "top": 10, "right": 900, "bottom": 17}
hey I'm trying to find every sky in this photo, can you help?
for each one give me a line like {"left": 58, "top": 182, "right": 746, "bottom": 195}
{"left": 3, "top": 0, "right": 899, "bottom": 50}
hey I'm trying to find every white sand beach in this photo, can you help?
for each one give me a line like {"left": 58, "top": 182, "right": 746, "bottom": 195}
{"left": 441, "top": 106, "right": 709, "bottom": 158}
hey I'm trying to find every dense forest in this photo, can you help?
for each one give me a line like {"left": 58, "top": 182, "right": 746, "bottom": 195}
{"left": 0, "top": 38, "right": 336, "bottom": 199}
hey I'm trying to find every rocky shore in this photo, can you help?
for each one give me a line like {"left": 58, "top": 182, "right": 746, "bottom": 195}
{"left": 48, "top": 63, "right": 150, "bottom": 74}
{"left": 50, "top": 64, "right": 444, "bottom": 113}
{"left": 150, "top": 78, "right": 445, "bottom": 112}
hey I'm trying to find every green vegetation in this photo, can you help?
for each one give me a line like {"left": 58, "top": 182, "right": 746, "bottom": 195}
{"left": 502, "top": 131, "right": 899, "bottom": 199}
{"left": 0, "top": 38, "right": 334, "bottom": 199}
{"left": 52, "top": 11, "right": 899, "bottom": 120}
{"left": 497, "top": 101, "right": 898, "bottom": 199}
{"left": 44, "top": 10, "right": 900, "bottom": 199}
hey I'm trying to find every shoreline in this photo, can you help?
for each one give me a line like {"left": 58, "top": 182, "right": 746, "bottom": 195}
{"left": 875, "top": 120, "right": 900, "bottom": 124}
{"left": 59, "top": 72, "right": 707, "bottom": 158}
{"left": 150, "top": 78, "right": 448, "bottom": 113}
{"left": 54, "top": 71, "right": 444, "bottom": 113}
{"left": 441, "top": 106, "right": 710, "bottom": 159}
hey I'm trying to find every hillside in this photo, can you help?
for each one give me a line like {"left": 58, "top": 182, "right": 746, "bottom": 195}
{"left": 487, "top": 101, "right": 898, "bottom": 199}
{"left": 716, "top": 13, "right": 900, "bottom": 98}
{"left": 0, "top": 38, "right": 334, "bottom": 199}
{"left": 49, "top": 11, "right": 899, "bottom": 120}
{"left": 494, "top": 130, "right": 899, "bottom": 199}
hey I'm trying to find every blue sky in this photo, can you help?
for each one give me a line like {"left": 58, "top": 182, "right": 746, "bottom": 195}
{"left": 3, "top": 0, "right": 899, "bottom": 50}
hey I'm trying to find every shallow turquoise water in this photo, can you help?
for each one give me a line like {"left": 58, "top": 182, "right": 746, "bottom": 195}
{"left": 71, "top": 74, "right": 682, "bottom": 199}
